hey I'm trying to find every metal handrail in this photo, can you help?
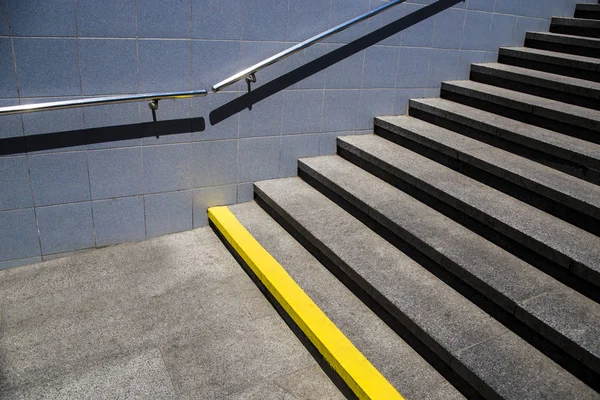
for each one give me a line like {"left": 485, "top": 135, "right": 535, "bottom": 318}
{"left": 212, "top": 0, "right": 405, "bottom": 92}
{"left": 0, "top": 90, "right": 208, "bottom": 116}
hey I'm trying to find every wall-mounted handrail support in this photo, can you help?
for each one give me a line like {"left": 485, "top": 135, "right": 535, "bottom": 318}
{"left": 0, "top": 90, "right": 208, "bottom": 117}
{"left": 212, "top": 0, "right": 406, "bottom": 93}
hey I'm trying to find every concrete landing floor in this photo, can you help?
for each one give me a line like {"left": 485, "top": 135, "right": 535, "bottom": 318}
{"left": 0, "top": 227, "right": 343, "bottom": 399}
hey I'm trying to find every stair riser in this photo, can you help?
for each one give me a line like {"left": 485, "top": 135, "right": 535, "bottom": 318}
{"left": 498, "top": 53, "right": 600, "bottom": 83}
{"left": 298, "top": 160, "right": 600, "bottom": 389}
{"left": 440, "top": 87, "right": 600, "bottom": 144}
{"left": 575, "top": 8, "right": 600, "bottom": 20}
{"left": 525, "top": 37, "right": 600, "bottom": 58}
{"left": 373, "top": 124, "right": 600, "bottom": 237}
{"left": 336, "top": 139, "right": 600, "bottom": 302}
{"left": 550, "top": 24, "right": 600, "bottom": 38}
{"left": 253, "top": 185, "right": 483, "bottom": 399}
{"left": 469, "top": 70, "right": 600, "bottom": 111}
{"left": 408, "top": 106, "right": 600, "bottom": 185}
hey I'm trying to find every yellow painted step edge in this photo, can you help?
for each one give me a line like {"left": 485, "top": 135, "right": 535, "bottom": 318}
{"left": 208, "top": 206, "right": 404, "bottom": 400}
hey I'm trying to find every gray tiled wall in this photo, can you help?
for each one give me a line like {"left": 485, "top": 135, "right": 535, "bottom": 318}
{"left": 0, "top": 0, "right": 591, "bottom": 268}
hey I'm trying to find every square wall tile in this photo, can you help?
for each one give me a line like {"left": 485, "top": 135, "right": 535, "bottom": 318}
{"left": 0, "top": 156, "right": 33, "bottom": 211}
{"left": 395, "top": 88, "right": 425, "bottom": 115}
{"left": 93, "top": 196, "right": 145, "bottom": 246}
{"left": 493, "top": 0, "right": 521, "bottom": 15}
{"left": 324, "top": 44, "right": 364, "bottom": 89}
{"left": 0, "top": 208, "right": 40, "bottom": 261}
{"left": 329, "top": 0, "right": 370, "bottom": 44}
{"left": 427, "top": 49, "right": 459, "bottom": 88}
{"left": 138, "top": 40, "right": 191, "bottom": 93}
{"left": 14, "top": 39, "right": 80, "bottom": 97}
{"left": 282, "top": 90, "right": 323, "bottom": 135}
{"left": 0, "top": 39, "right": 17, "bottom": 98}
{"left": 322, "top": 90, "right": 360, "bottom": 133}
{"left": 88, "top": 147, "right": 143, "bottom": 200}
{"left": 280, "top": 134, "right": 320, "bottom": 177}
{"left": 467, "top": 0, "right": 494, "bottom": 11}
{"left": 462, "top": 11, "right": 492, "bottom": 50}
{"left": 433, "top": 8, "right": 465, "bottom": 49}
{"left": 362, "top": 45, "right": 398, "bottom": 89}
{"left": 192, "top": 185, "right": 237, "bottom": 227}
{"left": 238, "top": 136, "right": 280, "bottom": 182}
{"left": 192, "top": 40, "right": 241, "bottom": 92}
{"left": 488, "top": 13, "right": 517, "bottom": 51}
{"left": 287, "top": 0, "right": 330, "bottom": 42}
{"left": 319, "top": 130, "right": 367, "bottom": 155}
{"left": 145, "top": 190, "right": 192, "bottom": 238}
{"left": 138, "top": 0, "right": 191, "bottom": 38}
{"left": 397, "top": 47, "right": 431, "bottom": 88}
{"left": 29, "top": 151, "right": 91, "bottom": 207}
{"left": 37, "top": 202, "right": 95, "bottom": 255}
{"left": 284, "top": 43, "right": 327, "bottom": 90}
{"left": 195, "top": 92, "right": 238, "bottom": 141}
{"left": 85, "top": 102, "right": 141, "bottom": 149}
{"left": 8, "top": 0, "right": 76, "bottom": 36}
{"left": 239, "top": 92, "right": 283, "bottom": 138}
{"left": 401, "top": 3, "right": 435, "bottom": 47}
{"left": 515, "top": 17, "right": 550, "bottom": 42}
{"left": 241, "top": 0, "right": 288, "bottom": 41}
{"left": 21, "top": 97, "right": 85, "bottom": 139}
{"left": 143, "top": 144, "right": 192, "bottom": 193}
{"left": 366, "top": 0, "right": 404, "bottom": 47}
{"left": 458, "top": 50, "right": 488, "bottom": 79}
{"left": 79, "top": 39, "right": 137, "bottom": 95}
{"left": 76, "top": 0, "right": 137, "bottom": 37}
{"left": 237, "top": 182, "right": 253, "bottom": 203}
{"left": 192, "top": 0, "right": 242, "bottom": 40}
{"left": 0, "top": 2, "right": 8, "bottom": 35}
{"left": 191, "top": 140, "right": 237, "bottom": 188}
{"left": 357, "top": 89, "right": 394, "bottom": 130}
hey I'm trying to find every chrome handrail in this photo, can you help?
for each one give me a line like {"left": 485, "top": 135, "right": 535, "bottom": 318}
{"left": 212, "top": 0, "right": 406, "bottom": 92}
{"left": 0, "top": 90, "right": 208, "bottom": 116}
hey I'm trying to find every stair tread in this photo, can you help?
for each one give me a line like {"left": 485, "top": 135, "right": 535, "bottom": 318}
{"left": 337, "top": 134, "right": 600, "bottom": 287}
{"left": 526, "top": 31, "right": 600, "bottom": 49}
{"left": 552, "top": 16, "right": 600, "bottom": 28}
{"left": 441, "top": 80, "right": 600, "bottom": 131}
{"left": 375, "top": 114, "right": 600, "bottom": 219}
{"left": 409, "top": 97, "right": 600, "bottom": 170}
{"left": 500, "top": 46, "right": 600, "bottom": 70}
{"left": 471, "top": 62, "right": 600, "bottom": 98}
{"left": 299, "top": 154, "right": 600, "bottom": 374}
{"left": 255, "top": 177, "right": 598, "bottom": 400}
{"left": 229, "top": 201, "right": 465, "bottom": 400}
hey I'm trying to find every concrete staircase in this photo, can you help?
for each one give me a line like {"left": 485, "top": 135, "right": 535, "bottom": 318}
{"left": 221, "top": 4, "right": 600, "bottom": 399}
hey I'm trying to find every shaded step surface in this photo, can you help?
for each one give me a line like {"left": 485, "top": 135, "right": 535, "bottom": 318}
{"left": 575, "top": 4, "right": 600, "bottom": 20}
{"left": 228, "top": 201, "right": 466, "bottom": 400}
{"left": 374, "top": 115, "right": 600, "bottom": 235}
{"left": 298, "top": 155, "right": 600, "bottom": 379}
{"left": 441, "top": 80, "right": 600, "bottom": 143}
{"left": 525, "top": 31, "right": 600, "bottom": 57}
{"left": 551, "top": 16, "right": 600, "bottom": 38}
{"left": 337, "top": 134, "right": 600, "bottom": 290}
{"left": 469, "top": 62, "right": 600, "bottom": 110}
{"left": 254, "top": 177, "right": 598, "bottom": 400}
{"left": 498, "top": 47, "right": 600, "bottom": 82}
{"left": 408, "top": 97, "right": 600, "bottom": 184}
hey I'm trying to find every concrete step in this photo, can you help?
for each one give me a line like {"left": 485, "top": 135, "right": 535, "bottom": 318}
{"left": 575, "top": 4, "right": 600, "bottom": 20}
{"left": 525, "top": 31, "right": 600, "bottom": 58}
{"left": 408, "top": 97, "right": 600, "bottom": 184}
{"left": 551, "top": 17, "right": 600, "bottom": 38}
{"left": 228, "top": 201, "right": 467, "bottom": 400}
{"left": 498, "top": 47, "right": 600, "bottom": 82}
{"left": 440, "top": 80, "right": 600, "bottom": 144}
{"left": 374, "top": 115, "right": 600, "bottom": 236}
{"left": 298, "top": 154, "right": 600, "bottom": 383}
{"left": 469, "top": 62, "right": 600, "bottom": 110}
{"left": 336, "top": 134, "right": 600, "bottom": 296}
{"left": 254, "top": 176, "right": 598, "bottom": 400}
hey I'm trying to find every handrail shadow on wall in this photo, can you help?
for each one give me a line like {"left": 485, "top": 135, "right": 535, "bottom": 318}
{"left": 0, "top": 0, "right": 461, "bottom": 156}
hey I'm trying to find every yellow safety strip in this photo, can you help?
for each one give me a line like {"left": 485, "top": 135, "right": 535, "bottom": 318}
{"left": 208, "top": 206, "right": 404, "bottom": 400}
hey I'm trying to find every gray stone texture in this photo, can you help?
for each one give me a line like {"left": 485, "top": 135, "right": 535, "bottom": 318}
{"left": 0, "top": 228, "right": 339, "bottom": 398}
